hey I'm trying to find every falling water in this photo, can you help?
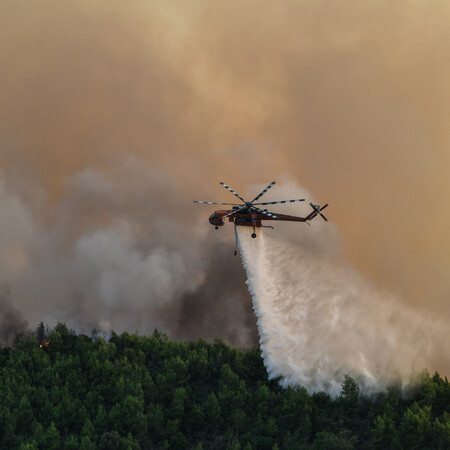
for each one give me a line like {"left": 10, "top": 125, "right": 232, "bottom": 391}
{"left": 237, "top": 226, "right": 447, "bottom": 396}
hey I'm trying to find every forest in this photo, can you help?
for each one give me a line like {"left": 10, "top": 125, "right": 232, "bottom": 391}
{"left": 0, "top": 323, "right": 448, "bottom": 449}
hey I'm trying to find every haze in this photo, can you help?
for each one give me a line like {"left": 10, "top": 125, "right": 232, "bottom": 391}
{"left": 0, "top": 1, "right": 449, "bottom": 360}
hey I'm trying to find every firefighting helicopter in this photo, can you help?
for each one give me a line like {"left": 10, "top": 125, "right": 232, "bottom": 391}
{"left": 194, "top": 181, "right": 328, "bottom": 254}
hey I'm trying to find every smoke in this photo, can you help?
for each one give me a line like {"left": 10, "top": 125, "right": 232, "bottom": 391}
{"left": 0, "top": 162, "right": 256, "bottom": 347}
{"left": 0, "top": 286, "right": 29, "bottom": 346}
{"left": 1, "top": 1, "right": 449, "bottom": 355}
{"left": 238, "top": 182, "right": 449, "bottom": 396}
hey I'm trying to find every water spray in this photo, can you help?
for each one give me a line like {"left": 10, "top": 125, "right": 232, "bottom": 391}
{"left": 237, "top": 224, "right": 447, "bottom": 397}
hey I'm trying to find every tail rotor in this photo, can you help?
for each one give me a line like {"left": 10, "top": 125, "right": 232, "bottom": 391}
{"left": 309, "top": 203, "right": 329, "bottom": 221}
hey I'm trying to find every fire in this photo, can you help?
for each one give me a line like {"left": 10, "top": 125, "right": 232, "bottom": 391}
{"left": 39, "top": 339, "right": 50, "bottom": 348}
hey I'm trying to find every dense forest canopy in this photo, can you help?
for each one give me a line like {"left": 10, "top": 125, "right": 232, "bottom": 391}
{"left": 0, "top": 324, "right": 448, "bottom": 449}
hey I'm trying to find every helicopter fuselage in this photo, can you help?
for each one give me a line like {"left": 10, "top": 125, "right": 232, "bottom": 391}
{"left": 209, "top": 209, "right": 262, "bottom": 227}
{"left": 209, "top": 208, "right": 310, "bottom": 228}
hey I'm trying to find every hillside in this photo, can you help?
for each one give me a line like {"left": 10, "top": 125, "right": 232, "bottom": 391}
{"left": 0, "top": 324, "right": 449, "bottom": 449}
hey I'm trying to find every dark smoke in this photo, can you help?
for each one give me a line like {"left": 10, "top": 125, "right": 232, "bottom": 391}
{"left": 0, "top": 286, "right": 28, "bottom": 347}
{"left": 167, "top": 243, "right": 257, "bottom": 348}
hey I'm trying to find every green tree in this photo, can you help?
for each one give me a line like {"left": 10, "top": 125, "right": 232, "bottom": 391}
{"left": 169, "top": 387, "right": 188, "bottom": 420}
{"left": 79, "top": 436, "right": 96, "bottom": 450}
{"left": 218, "top": 364, "right": 246, "bottom": 421}
{"left": 31, "top": 421, "right": 44, "bottom": 447}
{"left": 371, "top": 404, "right": 400, "bottom": 449}
{"left": 98, "top": 431, "right": 125, "bottom": 450}
{"left": 203, "top": 393, "right": 221, "bottom": 429}
{"left": 147, "top": 403, "right": 165, "bottom": 441}
{"left": 337, "top": 376, "right": 362, "bottom": 433}
{"left": 109, "top": 395, "right": 147, "bottom": 442}
{"left": 185, "top": 403, "right": 204, "bottom": 434}
{"left": 94, "top": 404, "right": 108, "bottom": 434}
{"left": 18, "top": 443, "right": 38, "bottom": 450}
{"left": 338, "top": 376, "right": 360, "bottom": 406}
{"left": 311, "top": 430, "right": 357, "bottom": 450}
{"left": 63, "top": 434, "right": 79, "bottom": 450}
{"left": 41, "top": 422, "right": 61, "bottom": 450}
{"left": 14, "top": 394, "right": 34, "bottom": 435}
{"left": 399, "top": 402, "right": 432, "bottom": 449}
{"left": 432, "top": 412, "right": 450, "bottom": 448}
{"left": 37, "top": 322, "right": 46, "bottom": 346}
{"left": 1, "top": 324, "right": 449, "bottom": 449}
{"left": 81, "top": 418, "right": 95, "bottom": 441}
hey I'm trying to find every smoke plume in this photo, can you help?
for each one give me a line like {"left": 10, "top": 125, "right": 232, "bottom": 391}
{"left": 0, "top": 286, "right": 28, "bottom": 346}
{"left": 0, "top": 163, "right": 256, "bottom": 346}
{"left": 1, "top": 1, "right": 449, "bottom": 358}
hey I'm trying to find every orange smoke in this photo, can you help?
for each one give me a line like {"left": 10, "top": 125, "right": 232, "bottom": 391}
{"left": 0, "top": 1, "right": 449, "bottom": 352}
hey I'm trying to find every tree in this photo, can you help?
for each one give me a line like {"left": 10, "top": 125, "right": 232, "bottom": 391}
{"left": 185, "top": 403, "right": 204, "bottom": 434}
{"left": 337, "top": 376, "right": 363, "bottom": 433}
{"left": 98, "top": 431, "right": 125, "bottom": 450}
{"left": 41, "top": 422, "right": 61, "bottom": 450}
{"left": 371, "top": 406, "right": 400, "bottom": 449}
{"left": 18, "top": 443, "right": 38, "bottom": 450}
{"left": 31, "top": 421, "right": 44, "bottom": 447}
{"left": 108, "top": 395, "right": 147, "bottom": 442}
{"left": 147, "top": 403, "right": 164, "bottom": 441}
{"left": 338, "top": 376, "right": 360, "bottom": 406}
{"left": 399, "top": 402, "right": 432, "bottom": 449}
{"left": 0, "top": 325, "right": 448, "bottom": 449}
{"left": 37, "top": 322, "right": 45, "bottom": 346}
{"left": 79, "top": 436, "right": 96, "bottom": 450}
{"left": 81, "top": 419, "right": 95, "bottom": 441}
{"left": 203, "top": 393, "right": 221, "bottom": 429}
{"left": 311, "top": 430, "right": 357, "bottom": 450}
{"left": 14, "top": 394, "right": 34, "bottom": 435}
{"left": 169, "top": 387, "right": 188, "bottom": 420}
{"left": 218, "top": 364, "right": 246, "bottom": 421}
{"left": 432, "top": 412, "right": 450, "bottom": 448}
{"left": 63, "top": 434, "right": 79, "bottom": 450}
{"left": 93, "top": 405, "right": 108, "bottom": 434}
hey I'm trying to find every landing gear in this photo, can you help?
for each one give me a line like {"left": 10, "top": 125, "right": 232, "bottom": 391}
{"left": 251, "top": 232, "right": 257, "bottom": 238}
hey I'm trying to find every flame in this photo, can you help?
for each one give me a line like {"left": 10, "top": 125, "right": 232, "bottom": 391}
{"left": 40, "top": 339, "right": 50, "bottom": 348}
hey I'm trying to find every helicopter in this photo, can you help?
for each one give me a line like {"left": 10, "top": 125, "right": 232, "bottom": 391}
{"left": 194, "top": 182, "right": 328, "bottom": 253}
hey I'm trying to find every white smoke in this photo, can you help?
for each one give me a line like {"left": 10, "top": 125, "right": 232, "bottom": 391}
{"left": 0, "top": 163, "right": 257, "bottom": 346}
{"left": 238, "top": 183, "right": 448, "bottom": 397}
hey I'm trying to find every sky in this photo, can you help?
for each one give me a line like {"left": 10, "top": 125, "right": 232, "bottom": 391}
{"left": 0, "top": 1, "right": 449, "bottom": 350}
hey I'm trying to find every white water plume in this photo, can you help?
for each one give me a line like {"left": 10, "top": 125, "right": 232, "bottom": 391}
{"left": 237, "top": 216, "right": 448, "bottom": 397}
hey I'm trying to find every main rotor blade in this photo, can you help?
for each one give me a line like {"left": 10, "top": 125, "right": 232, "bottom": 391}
{"left": 255, "top": 208, "right": 279, "bottom": 219}
{"left": 251, "top": 181, "right": 276, "bottom": 203}
{"left": 319, "top": 204, "right": 329, "bottom": 220}
{"left": 221, "top": 206, "right": 247, "bottom": 220}
{"left": 193, "top": 201, "right": 241, "bottom": 205}
{"left": 219, "top": 182, "right": 246, "bottom": 203}
{"left": 253, "top": 199, "right": 305, "bottom": 205}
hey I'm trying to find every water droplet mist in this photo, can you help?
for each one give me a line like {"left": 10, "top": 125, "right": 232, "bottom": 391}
{"left": 237, "top": 193, "right": 448, "bottom": 396}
